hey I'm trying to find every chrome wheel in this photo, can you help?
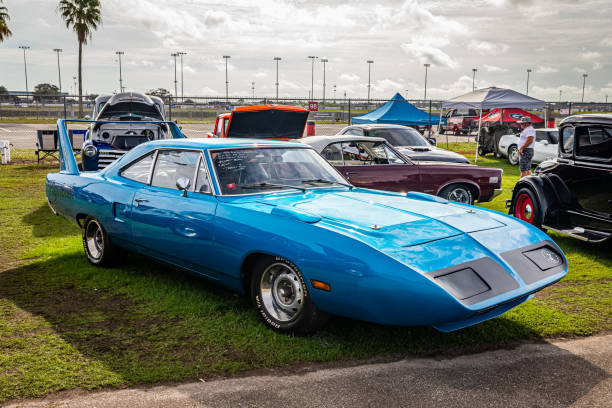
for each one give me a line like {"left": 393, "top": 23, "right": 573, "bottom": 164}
{"left": 85, "top": 220, "right": 104, "bottom": 260}
{"left": 508, "top": 146, "right": 519, "bottom": 165}
{"left": 447, "top": 187, "right": 472, "bottom": 204}
{"left": 259, "top": 262, "right": 304, "bottom": 322}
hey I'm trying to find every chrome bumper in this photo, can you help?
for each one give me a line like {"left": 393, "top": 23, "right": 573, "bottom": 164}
{"left": 492, "top": 188, "right": 503, "bottom": 199}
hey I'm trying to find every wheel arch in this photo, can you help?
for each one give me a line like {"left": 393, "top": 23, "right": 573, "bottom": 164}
{"left": 240, "top": 251, "right": 277, "bottom": 296}
{"left": 509, "top": 176, "right": 557, "bottom": 224}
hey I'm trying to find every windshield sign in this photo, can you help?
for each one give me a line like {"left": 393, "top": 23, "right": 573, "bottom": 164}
{"left": 211, "top": 147, "right": 349, "bottom": 195}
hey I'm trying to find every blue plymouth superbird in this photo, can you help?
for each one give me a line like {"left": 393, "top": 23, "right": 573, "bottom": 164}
{"left": 46, "top": 120, "right": 568, "bottom": 333}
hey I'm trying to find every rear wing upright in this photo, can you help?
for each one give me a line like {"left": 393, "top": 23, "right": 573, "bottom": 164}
{"left": 56, "top": 119, "right": 186, "bottom": 175}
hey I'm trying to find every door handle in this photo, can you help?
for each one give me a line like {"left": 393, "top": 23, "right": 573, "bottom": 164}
{"left": 134, "top": 198, "right": 149, "bottom": 203}
{"left": 345, "top": 171, "right": 357, "bottom": 175}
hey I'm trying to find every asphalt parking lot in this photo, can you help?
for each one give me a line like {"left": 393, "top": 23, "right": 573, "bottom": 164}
{"left": 8, "top": 335, "right": 611, "bottom": 408}
{"left": 0, "top": 123, "right": 472, "bottom": 149}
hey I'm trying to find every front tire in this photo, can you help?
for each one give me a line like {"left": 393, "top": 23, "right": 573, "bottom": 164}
{"left": 512, "top": 188, "right": 542, "bottom": 227}
{"left": 82, "top": 217, "right": 118, "bottom": 266}
{"left": 508, "top": 145, "right": 519, "bottom": 165}
{"left": 251, "top": 256, "right": 329, "bottom": 334}
{"left": 440, "top": 184, "right": 474, "bottom": 204}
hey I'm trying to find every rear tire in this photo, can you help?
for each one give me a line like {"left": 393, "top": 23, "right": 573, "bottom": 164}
{"left": 440, "top": 184, "right": 474, "bottom": 205}
{"left": 251, "top": 256, "right": 329, "bottom": 334}
{"left": 82, "top": 217, "right": 119, "bottom": 266}
{"left": 512, "top": 188, "right": 542, "bottom": 227}
{"left": 508, "top": 145, "right": 519, "bottom": 165}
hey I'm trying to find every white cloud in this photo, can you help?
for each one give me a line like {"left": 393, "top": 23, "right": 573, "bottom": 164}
{"left": 340, "top": 73, "right": 360, "bottom": 82}
{"left": 592, "top": 62, "right": 603, "bottom": 70}
{"left": 573, "top": 67, "right": 586, "bottom": 73}
{"left": 469, "top": 40, "right": 508, "bottom": 55}
{"left": 483, "top": 64, "right": 508, "bottom": 73}
{"left": 400, "top": 40, "right": 459, "bottom": 69}
{"left": 253, "top": 71, "right": 269, "bottom": 78}
{"left": 601, "top": 37, "right": 612, "bottom": 47}
{"left": 536, "top": 66, "right": 559, "bottom": 74}
{"left": 580, "top": 51, "right": 601, "bottom": 60}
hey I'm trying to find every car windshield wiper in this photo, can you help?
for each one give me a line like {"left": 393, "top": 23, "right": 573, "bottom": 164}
{"left": 241, "top": 182, "right": 307, "bottom": 193}
{"left": 299, "top": 178, "right": 353, "bottom": 189}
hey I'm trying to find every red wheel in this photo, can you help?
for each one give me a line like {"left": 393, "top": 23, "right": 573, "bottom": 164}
{"left": 512, "top": 188, "right": 541, "bottom": 227}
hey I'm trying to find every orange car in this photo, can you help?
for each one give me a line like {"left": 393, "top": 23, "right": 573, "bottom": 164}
{"left": 207, "top": 105, "right": 310, "bottom": 140}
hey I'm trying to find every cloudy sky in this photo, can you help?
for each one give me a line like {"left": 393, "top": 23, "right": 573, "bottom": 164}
{"left": 1, "top": 0, "right": 611, "bottom": 101}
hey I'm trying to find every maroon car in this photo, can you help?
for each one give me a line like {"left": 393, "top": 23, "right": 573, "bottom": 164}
{"left": 300, "top": 135, "right": 502, "bottom": 204}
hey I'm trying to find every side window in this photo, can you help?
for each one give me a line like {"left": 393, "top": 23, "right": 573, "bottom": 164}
{"left": 222, "top": 117, "right": 229, "bottom": 137}
{"left": 577, "top": 126, "right": 612, "bottom": 160}
{"left": 194, "top": 156, "right": 212, "bottom": 194}
{"left": 151, "top": 150, "right": 200, "bottom": 190}
{"left": 346, "top": 128, "right": 364, "bottom": 136}
{"left": 214, "top": 119, "right": 222, "bottom": 137}
{"left": 342, "top": 142, "right": 374, "bottom": 165}
{"left": 535, "top": 131, "right": 548, "bottom": 142}
{"left": 561, "top": 127, "right": 575, "bottom": 155}
{"left": 321, "top": 143, "right": 343, "bottom": 165}
{"left": 120, "top": 152, "right": 155, "bottom": 184}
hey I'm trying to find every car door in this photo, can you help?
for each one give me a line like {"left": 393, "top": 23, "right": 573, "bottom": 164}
{"left": 130, "top": 149, "right": 219, "bottom": 278}
{"left": 331, "top": 141, "right": 421, "bottom": 193}
{"left": 533, "top": 130, "right": 552, "bottom": 163}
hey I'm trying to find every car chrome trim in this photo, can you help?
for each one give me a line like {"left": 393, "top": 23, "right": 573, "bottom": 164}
{"left": 492, "top": 188, "right": 503, "bottom": 199}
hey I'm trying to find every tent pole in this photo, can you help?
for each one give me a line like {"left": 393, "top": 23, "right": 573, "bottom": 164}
{"left": 438, "top": 103, "right": 444, "bottom": 148}
{"left": 475, "top": 106, "right": 482, "bottom": 164}
{"left": 544, "top": 103, "right": 547, "bottom": 128}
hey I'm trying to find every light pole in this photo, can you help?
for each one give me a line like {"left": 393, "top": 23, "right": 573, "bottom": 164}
{"left": 73, "top": 76, "right": 77, "bottom": 96}
{"left": 526, "top": 68, "right": 532, "bottom": 95}
{"left": 321, "top": 58, "right": 328, "bottom": 104}
{"left": 472, "top": 68, "right": 477, "bottom": 92}
{"left": 559, "top": 90, "right": 562, "bottom": 103}
{"left": 606, "top": 95, "right": 608, "bottom": 104}
{"left": 333, "top": 84, "right": 337, "bottom": 103}
{"left": 367, "top": 60, "right": 374, "bottom": 103}
{"left": 251, "top": 81, "right": 255, "bottom": 99}
{"left": 178, "top": 52, "right": 187, "bottom": 102}
{"left": 423, "top": 63, "right": 430, "bottom": 101}
{"left": 581, "top": 73, "right": 588, "bottom": 103}
{"left": 19, "top": 46, "right": 30, "bottom": 100}
{"left": 171, "top": 53, "right": 179, "bottom": 99}
{"left": 274, "top": 56, "right": 281, "bottom": 102}
{"left": 115, "top": 51, "right": 124, "bottom": 92}
{"left": 223, "top": 55, "right": 231, "bottom": 103}
{"left": 53, "top": 48, "right": 63, "bottom": 94}
{"left": 308, "top": 56, "right": 318, "bottom": 100}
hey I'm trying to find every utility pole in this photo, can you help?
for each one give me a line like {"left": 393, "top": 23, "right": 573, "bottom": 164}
{"left": 223, "top": 55, "right": 231, "bottom": 103}
{"left": 171, "top": 53, "right": 179, "bottom": 99}
{"left": 581, "top": 73, "right": 588, "bottom": 103}
{"left": 19, "top": 46, "right": 30, "bottom": 101}
{"left": 53, "top": 48, "right": 63, "bottom": 94}
{"left": 367, "top": 60, "right": 374, "bottom": 103}
{"left": 321, "top": 58, "right": 328, "bottom": 104}
{"left": 472, "top": 68, "right": 477, "bottom": 92}
{"left": 115, "top": 51, "right": 125, "bottom": 92}
{"left": 423, "top": 63, "right": 430, "bottom": 101}
{"left": 526, "top": 68, "right": 532, "bottom": 95}
{"left": 251, "top": 81, "right": 255, "bottom": 99}
{"left": 274, "top": 56, "right": 281, "bottom": 102}
{"left": 308, "top": 56, "right": 318, "bottom": 100}
{"left": 178, "top": 52, "right": 187, "bottom": 102}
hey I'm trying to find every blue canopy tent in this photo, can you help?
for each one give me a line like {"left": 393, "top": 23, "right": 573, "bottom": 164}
{"left": 352, "top": 93, "right": 446, "bottom": 126}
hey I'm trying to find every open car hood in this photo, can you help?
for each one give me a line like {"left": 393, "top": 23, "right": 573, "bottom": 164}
{"left": 226, "top": 106, "right": 310, "bottom": 139}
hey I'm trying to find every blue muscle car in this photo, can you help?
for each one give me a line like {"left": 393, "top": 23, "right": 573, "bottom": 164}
{"left": 46, "top": 120, "right": 568, "bottom": 334}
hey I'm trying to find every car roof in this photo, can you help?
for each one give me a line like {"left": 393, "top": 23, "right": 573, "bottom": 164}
{"left": 144, "top": 137, "right": 310, "bottom": 150}
{"left": 299, "top": 135, "right": 386, "bottom": 152}
{"left": 560, "top": 114, "right": 612, "bottom": 126}
{"left": 343, "top": 124, "right": 414, "bottom": 130}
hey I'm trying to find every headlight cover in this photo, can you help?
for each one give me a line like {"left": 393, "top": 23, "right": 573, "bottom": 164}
{"left": 83, "top": 144, "right": 98, "bottom": 158}
{"left": 523, "top": 246, "right": 563, "bottom": 270}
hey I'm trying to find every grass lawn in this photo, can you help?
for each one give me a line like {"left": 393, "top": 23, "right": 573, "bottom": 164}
{"left": 0, "top": 147, "right": 610, "bottom": 403}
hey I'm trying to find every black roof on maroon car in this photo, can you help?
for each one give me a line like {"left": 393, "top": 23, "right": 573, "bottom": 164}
{"left": 560, "top": 114, "right": 612, "bottom": 126}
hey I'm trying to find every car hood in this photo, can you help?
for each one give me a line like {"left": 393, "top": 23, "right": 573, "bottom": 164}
{"left": 224, "top": 188, "right": 506, "bottom": 248}
{"left": 396, "top": 146, "right": 469, "bottom": 163}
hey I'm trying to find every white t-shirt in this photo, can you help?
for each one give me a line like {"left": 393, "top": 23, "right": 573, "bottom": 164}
{"left": 519, "top": 125, "right": 535, "bottom": 149}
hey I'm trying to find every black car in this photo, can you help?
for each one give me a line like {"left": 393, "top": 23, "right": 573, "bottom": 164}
{"left": 507, "top": 114, "right": 612, "bottom": 242}
{"left": 338, "top": 124, "right": 470, "bottom": 163}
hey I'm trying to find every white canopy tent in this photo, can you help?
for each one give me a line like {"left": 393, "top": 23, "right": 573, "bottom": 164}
{"left": 441, "top": 87, "right": 546, "bottom": 162}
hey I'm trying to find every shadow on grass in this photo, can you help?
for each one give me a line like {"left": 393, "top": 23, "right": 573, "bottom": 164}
{"left": 22, "top": 204, "right": 79, "bottom": 238}
{"left": 0, "top": 250, "right": 602, "bottom": 399}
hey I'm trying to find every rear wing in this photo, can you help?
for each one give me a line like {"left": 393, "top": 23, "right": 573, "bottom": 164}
{"left": 56, "top": 119, "right": 186, "bottom": 175}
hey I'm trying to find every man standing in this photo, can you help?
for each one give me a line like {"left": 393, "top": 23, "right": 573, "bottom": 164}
{"left": 518, "top": 116, "right": 535, "bottom": 178}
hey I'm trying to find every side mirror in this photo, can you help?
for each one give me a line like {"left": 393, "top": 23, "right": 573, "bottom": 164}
{"left": 427, "top": 137, "right": 437, "bottom": 146}
{"left": 176, "top": 177, "right": 191, "bottom": 196}
{"left": 84, "top": 114, "right": 91, "bottom": 120}
{"left": 541, "top": 140, "right": 549, "bottom": 145}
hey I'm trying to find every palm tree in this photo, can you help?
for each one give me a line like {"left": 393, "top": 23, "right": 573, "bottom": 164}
{"left": 57, "top": 0, "right": 101, "bottom": 117}
{"left": 0, "top": 0, "right": 12, "bottom": 43}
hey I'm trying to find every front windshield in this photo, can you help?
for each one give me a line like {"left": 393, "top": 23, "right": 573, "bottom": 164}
{"left": 98, "top": 101, "right": 163, "bottom": 120}
{"left": 548, "top": 130, "right": 559, "bottom": 144}
{"left": 211, "top": 147, "right": 350, "bottom": 195}
{"left": 370, "top": 128, "right": 429, "bottom": 147}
